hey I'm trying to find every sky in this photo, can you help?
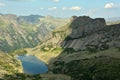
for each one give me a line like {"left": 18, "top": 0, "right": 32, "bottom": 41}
{"left": 0, "top": 0, "right": 120, "bottom": 18}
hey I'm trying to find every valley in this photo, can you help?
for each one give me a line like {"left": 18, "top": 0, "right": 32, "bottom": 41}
{"left": 0, "top": 14, "right": 70, "bottom": 52}
{"left": 0, "top": 15, "right": 120, "bottom": 80}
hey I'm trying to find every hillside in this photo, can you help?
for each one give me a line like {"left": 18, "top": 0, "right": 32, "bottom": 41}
{"left": 0, "top": 52, "right": 23, "bottom": 79}
{"left": 0, "top": 14, "right": 70, "bottom": 52}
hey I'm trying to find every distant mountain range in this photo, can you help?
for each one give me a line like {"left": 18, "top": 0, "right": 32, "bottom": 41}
{"left": 106, "top": 17, "right": 120, "bottom": 25}
{"left": 0, "top": 14, "right": 70, "bottom": 52}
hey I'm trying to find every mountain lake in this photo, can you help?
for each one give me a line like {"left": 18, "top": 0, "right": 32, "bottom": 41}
{"left": 17, "top": 55, "right": 48, "bottom": 75}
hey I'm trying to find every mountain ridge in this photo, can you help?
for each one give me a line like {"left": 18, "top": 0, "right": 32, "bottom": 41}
{"left": 0, "top": 14, "right": 70, "bottom": 52}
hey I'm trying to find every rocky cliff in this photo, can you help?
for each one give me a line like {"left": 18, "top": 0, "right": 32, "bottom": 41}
{"left": 61, "top": 17, "right": 120, "bottom": 51}
{"left": 69, "top": 16, "right": 106, "bottom": 38}
{"left": 61, "top": 16, "right": 107, "bottom": 51}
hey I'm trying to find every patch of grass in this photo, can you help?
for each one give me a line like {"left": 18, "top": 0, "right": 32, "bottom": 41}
{"left": 86, "top": 45, "right": 98, "bottom": 54}
{"left": 40, "top": 45, "right": 50, "bottom": 52}
{"left": 52, "top": 47, "right": 63, "bottom": 51}
{"left": 51, "top": 47, "right": 63, "bottom": 54}
{"left": 0, "top": 36, "right": 4, "bottom": 40}
{"left": 11, "top": 49, "right": 27, "bottom": 56}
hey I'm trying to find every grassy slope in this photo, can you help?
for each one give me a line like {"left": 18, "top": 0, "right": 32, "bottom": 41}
{"left": 0, "top": 52, "right": 23, "bottom": 78}
{"left": 50, "top": 48, "right": 120, "bottom": 80}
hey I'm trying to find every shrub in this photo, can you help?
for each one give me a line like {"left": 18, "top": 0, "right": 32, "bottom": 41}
{"left": 118, "top": 47, "right": 120, "bottom": 52}
{"left": 87, "top": 47, "right": 98, "bottom": 53}
{"left": 64, "top": 48, "right": 76, "bottom": 54}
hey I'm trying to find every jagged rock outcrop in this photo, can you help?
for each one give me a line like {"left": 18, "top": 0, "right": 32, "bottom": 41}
{"left": 61, "top": 16, "right": 120, "bottom": 51}
{"left": 69, "top": 16, "right": 106, "bottom": 38}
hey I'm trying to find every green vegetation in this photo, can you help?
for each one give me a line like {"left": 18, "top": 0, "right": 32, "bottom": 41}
{"left": 0, "top": 52, "right": 23, "bottom": 76}
{"left": 118, "top": 47, "right": 120, "bottom": 52}
{"left": 52, "top": 56, "right": 120, "bottom": 80}
{"left": 0, "top": 20, "right": 8, "bottom": 30}
{"left": 0, "top": 20, "right": 6, "bottom": 26}
{"left": 2, "top": 73, "right": 71, "bottom": 80}
{"left": 63, "top": 48, "right": 76, "bottom": 54}
{"left": 87, "top": 47, "right": 98, "bottom": 53}
{"left": 41, "top": 45, "right": 49, "bottom": 52}
{"left": 41, "top": 45, "right": 63, "bottom": 54}
{"left": 11, "top": 49, "right": 27, "bottom": 56}
{"left": 0, "top": 14, "right": 71, "bottom": 53}
{"left": 2, "top": 73, "right": 42, "bottom": 80}
{"left": 0, "top": 36, "right": 4, "bottom": 40}
{"left": 51, "top": 47, "right": 63, "bottom": 53}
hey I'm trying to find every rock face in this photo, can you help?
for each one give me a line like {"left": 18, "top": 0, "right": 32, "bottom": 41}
{"left": 69, "top": 16, "right": 106, "bottom": 38}
{"left": 62, "top": 24, "right": 120, "bottom": 51}
{"left": 61, "top": 16, "right": 120, "bottom": 51}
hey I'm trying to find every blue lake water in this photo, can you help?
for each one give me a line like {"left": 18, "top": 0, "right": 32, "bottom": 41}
{"left": 17, "top": 55, "right": 48, "bottom": 75}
